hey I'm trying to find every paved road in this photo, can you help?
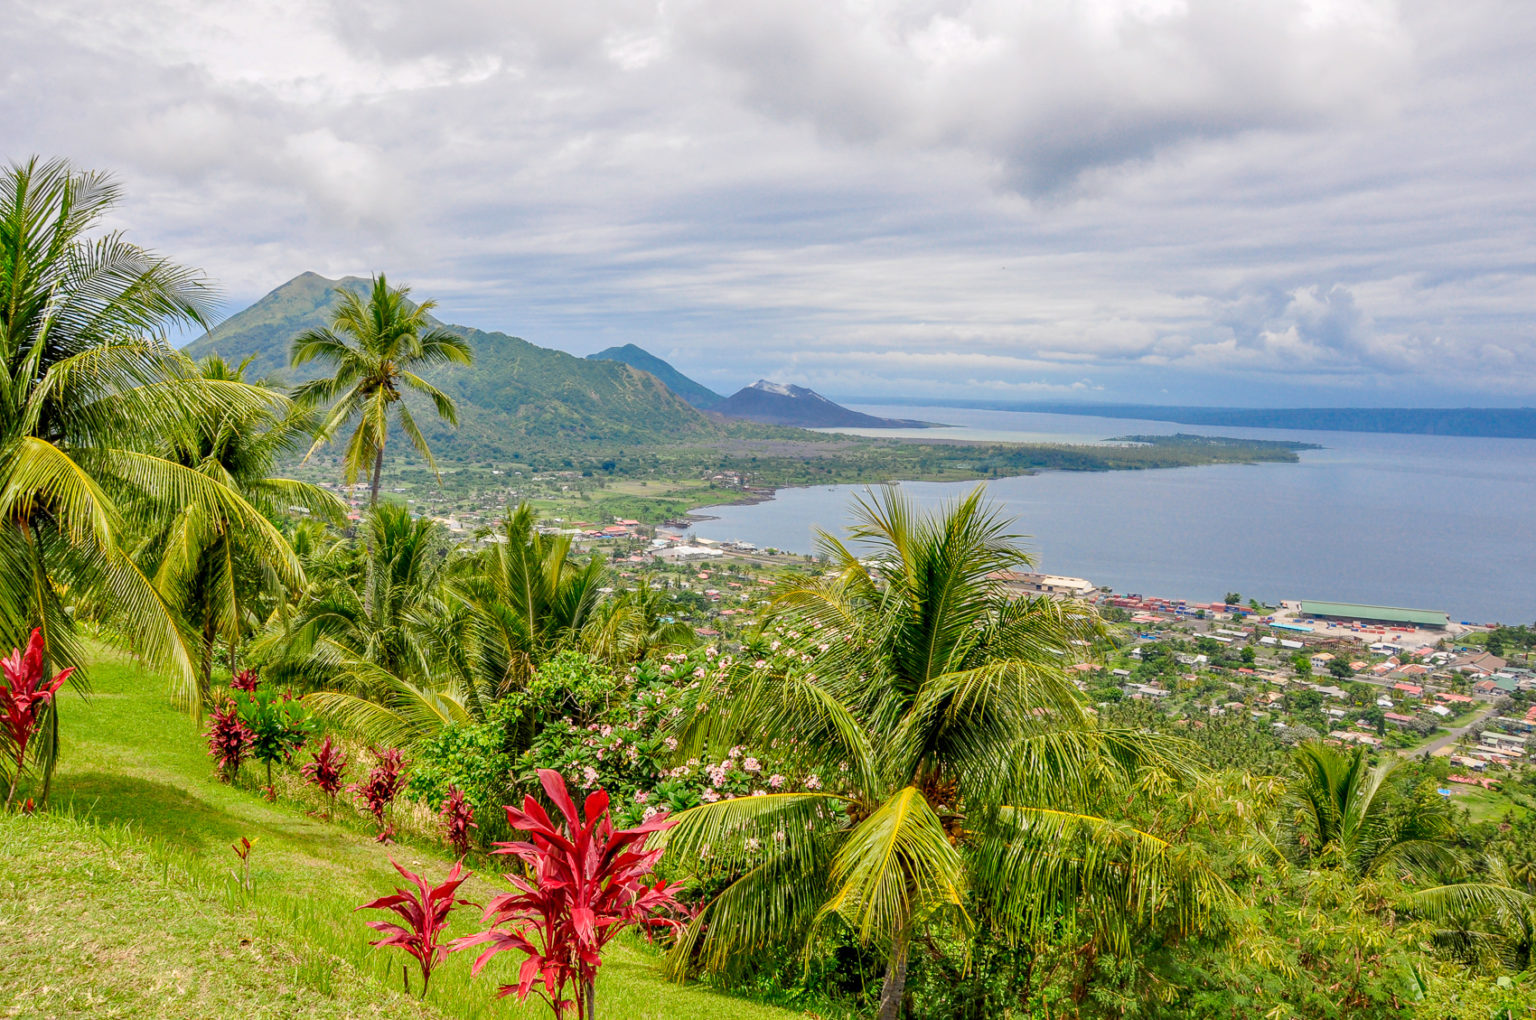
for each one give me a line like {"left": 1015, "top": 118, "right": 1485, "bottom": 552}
{"left": 1406, "top": 704, "right": 1498, "bottom": 757}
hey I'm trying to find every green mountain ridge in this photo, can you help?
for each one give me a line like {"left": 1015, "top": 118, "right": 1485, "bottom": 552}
{"left": 183, "top": 273, "right": 722, "bottom": 457}
{"left": 586, "top": 343, "right": 725, "bottom": 410}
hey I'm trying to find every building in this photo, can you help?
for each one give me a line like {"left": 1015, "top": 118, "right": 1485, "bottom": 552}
{"left": 990, "top": 570, "right": 1096, "bottom": 598}
{"left": 1297, "top": 601, "right": 1451, "bottom": 629}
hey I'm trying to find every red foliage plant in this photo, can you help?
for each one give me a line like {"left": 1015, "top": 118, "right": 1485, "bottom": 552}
{"left": 1, "top": 629, "right": 74, "bottom": 809}
{"left": 452, "top": 769, "right": 684, "bottom": 1020}
{"left": 301, "top": 735, "right": 348, "bottom": 818}
{"left": 357, "top": 859, "right": 474, "bottom": 999}
{"left": 348, "top": 747, "right": 408, "bottom": 842}
{"left": 441, "top": 785, "right": 478, "bottom": 857}
{"left": 205, "top": 699, "right": 254, "bottom": 784}
{"left": 230, "top": 669, "right": 261, "bottom": 693}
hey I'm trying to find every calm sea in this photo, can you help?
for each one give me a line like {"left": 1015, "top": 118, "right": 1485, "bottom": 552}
{"left": 686, "top": 405, "right": 1536, "bottom": 625}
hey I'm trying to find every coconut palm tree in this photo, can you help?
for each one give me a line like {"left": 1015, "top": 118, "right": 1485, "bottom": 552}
{"left": 262, "top": 503, "right": 473, "bottom": 744}
{"left": 662, "top": 486, "right": 1224, "bottom": 1019}
{"left": 290, "top": 275, "right": 472, "bottom": 506}
{"left": 1287, "top": 741, "right": 1458, "bottom": 878}
{"left": 139, "top": 355, "right": 346, "bottom": 701}
{"left": 0, "top": 157, "right": 303, "bottom": 792}
{"left": 457, "top": 502, "right": 610, "bottom": 695}
{"left": 582, "top": 578, "right": 696, "bottom": 665}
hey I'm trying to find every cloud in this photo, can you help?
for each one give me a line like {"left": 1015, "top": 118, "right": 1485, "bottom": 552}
{"left": 0, "top": 0, "right": 1532, "bottom": 404}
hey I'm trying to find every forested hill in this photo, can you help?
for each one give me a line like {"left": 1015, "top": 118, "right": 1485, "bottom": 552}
{"left": 183, "top": 273, "right": 720, "bottom": 455}
{"left": 586, "top": 343, "right": 725, "bottom": 410}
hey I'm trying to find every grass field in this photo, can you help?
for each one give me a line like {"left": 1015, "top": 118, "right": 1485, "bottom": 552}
{"left": 0, "top": 644, "right": 806, "bottom": 1020}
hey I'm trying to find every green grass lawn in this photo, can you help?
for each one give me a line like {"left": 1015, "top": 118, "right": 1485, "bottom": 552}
{"left": 0, "top": 643, "right": 805, "bottom": 1020}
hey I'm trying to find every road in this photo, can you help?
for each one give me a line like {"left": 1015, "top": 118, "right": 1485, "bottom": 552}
{"left": 1407, "top": 704, "right": 1498, "bottom": 758}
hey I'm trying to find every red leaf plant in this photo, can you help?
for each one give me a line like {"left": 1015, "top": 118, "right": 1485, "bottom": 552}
{"left": 205, "top": 699, "right": 254, "bottom": 784}
{"left": 230, "top": 669, "right": 261, "bottom": 693}
{"left": 348, "top": 747, "right": 408, "bottom": 842}
{"left": 451, "top": 769, "right": 684, "bottom": 1020}
{"left": 1, "top": 628, "right": 74, "bottom": 810}
{"left": 441, "top": 784, "right": 478, "bottom": 857}
{"left": 357, "top": 859, "right": 475, "bottom": 998}
{"left": 301, "top": 735, "right": 348, "bottom": 819}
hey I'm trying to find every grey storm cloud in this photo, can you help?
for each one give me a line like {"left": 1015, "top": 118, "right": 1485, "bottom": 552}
{"left": 1, "top": 0, "right": 1532, "bottom": 404}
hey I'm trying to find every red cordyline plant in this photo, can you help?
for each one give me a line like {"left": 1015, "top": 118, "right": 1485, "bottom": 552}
{"left": 205, "top": 700, "right": 254, "bottom": 783}
{"left": 1, "top": 629, "right": 74, "bottom": 810}
{"left": 301, "top": 735, "right": 348, "bottom": 819}
{"left": 452, "top": 769, "right": 684, "bottom": 1020}
{"left": 230, "top": 669, "right": 261, "bottom": 693}
{"left": 349, "top": 748, "right": 408, "bottom": 842}
{"left": 358, "top": 859, "right": 475, "bottom": 998}
{"left": 441, "top": 785, "right": 478, "bottom": 857}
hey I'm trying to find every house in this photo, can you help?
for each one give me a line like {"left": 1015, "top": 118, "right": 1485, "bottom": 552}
{"left": 1428, "top": 705, "right": 1453, "bottom": 717}
{"left": 1382, "top": 712, "right": 1416, "bottom": 727}
{"left": 1313, "top": 685, "right": 1348, "bottom": 699}
{"left": 1453, "top": 652, "right": 1507, "bottom": 676}
{"left": 1310, "top": 652, "right": 1336, "bottom": 670}
{"left": 1392, "top": 682, "right": 1424, "bottom": 696}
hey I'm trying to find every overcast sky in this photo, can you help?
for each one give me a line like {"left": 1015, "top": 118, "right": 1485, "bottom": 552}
{"left": 6, "top": 0, "right": 1533, "bottom": 405}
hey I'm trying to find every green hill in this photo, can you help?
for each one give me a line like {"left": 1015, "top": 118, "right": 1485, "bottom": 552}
{"left": 184, "top": 274, "right": 720, "bottom": 456}
{"left": 587, "top": 343, "right": 725, "bottom": 411}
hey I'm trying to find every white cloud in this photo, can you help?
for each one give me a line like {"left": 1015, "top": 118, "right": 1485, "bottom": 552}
{"left": 0, "top": 0, "right": 1532, "bottom": 403}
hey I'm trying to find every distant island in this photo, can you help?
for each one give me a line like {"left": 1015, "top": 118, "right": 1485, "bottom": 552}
{"left": 854, "top": 399, "right": 1536, "bottom": 440}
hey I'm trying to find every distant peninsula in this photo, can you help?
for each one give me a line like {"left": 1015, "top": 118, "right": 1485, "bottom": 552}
{"left": 853, "top": 399, "right": 1536, "bottom": 440}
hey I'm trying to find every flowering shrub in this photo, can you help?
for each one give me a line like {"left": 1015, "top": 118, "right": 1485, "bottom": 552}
{"left": 358, "top": 859, "right": 474, "bottom": 998}
{"left": 0, "top": 629, "right": 73, "bottom": 809}
{"left": 205, "top": 699, "right": 254, "bottom": 784}
{"left": 452, "top": 769, "right": 682, "bottom": 1020}
{"left": 301, "top": 735, "right": 348, "bottom": 818}
{"left": 441, "top": 784, "right": 478, "bottom": 857}
{"left": 230, "top": 668, "right": 261, "bottom": 692}
{"left": 350, "top": 747, "right": 409, "bottom": 842}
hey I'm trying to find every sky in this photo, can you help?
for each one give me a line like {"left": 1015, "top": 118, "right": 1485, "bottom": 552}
{"left": 4, "top": 0, "right": 1534, "bottom": 406}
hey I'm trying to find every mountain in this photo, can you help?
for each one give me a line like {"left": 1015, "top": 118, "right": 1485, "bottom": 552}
{"left": 716, "top": 381, "right": 931, "bottom": 429}
{"left": 183, "top": 274, "right": 719, "bottom": 456}
{"left": 586, "top": 344, "right": 724, "bottom": 411}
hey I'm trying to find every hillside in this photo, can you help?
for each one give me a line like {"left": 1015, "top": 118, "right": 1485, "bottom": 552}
{"left": 716, "top": 380, "right": 932, "bottom": 428}
{"left": 184, "top": 274, "right": 720, "bottom": 455}
{"left": 587, "top": 343, "right": 724, "bottom": 410}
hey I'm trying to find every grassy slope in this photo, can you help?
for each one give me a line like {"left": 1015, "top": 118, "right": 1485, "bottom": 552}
{"left": 0, "top": 644, "right": 800, "bottom": 1020}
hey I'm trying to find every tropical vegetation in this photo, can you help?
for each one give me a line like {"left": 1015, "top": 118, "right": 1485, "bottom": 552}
{"left": 4, "top": 155, "right": 1536, "bottom": 1020}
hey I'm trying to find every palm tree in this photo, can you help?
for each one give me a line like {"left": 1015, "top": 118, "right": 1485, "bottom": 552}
{"left": 662, "top": 486, "right": 1223, "bottom": 1019}
{"left": 457, "top": 503, "right": 610, "bottom": 695}
{"left": 261, "top": 503, "right": 474, "bottom": 744}
{"left": 0, "top": 157, "right": 303, "bottom": 791}
{"left": 290, "top": 275, "right": 472, "bottom": 506}
{"left": 1287, "top": 742, "right": 1457, "bottom": 879}
{"left": 139, "top": 355, "right": 346, "bottom": 701}
{"left": 581, "top": 578, "right": 695, "bottom": 665}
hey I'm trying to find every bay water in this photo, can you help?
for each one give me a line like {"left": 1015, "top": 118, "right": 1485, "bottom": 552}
{"left": 686, "top": 405, "right": 1536, "bottom": 624}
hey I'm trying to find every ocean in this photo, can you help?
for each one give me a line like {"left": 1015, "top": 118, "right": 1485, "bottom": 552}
{"left": 685, "top": 405, "right": 1536, "bottom": 625}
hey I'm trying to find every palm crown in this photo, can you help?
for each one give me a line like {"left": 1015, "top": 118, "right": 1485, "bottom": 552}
{"left": 0, "top": 157, "right": 312, "bottom": 788}
{"left": 291, "top": 275, "right": 472, "bottom": 505}
{"left": 662, "top": 486, "right": 1223, "bottom": 1019}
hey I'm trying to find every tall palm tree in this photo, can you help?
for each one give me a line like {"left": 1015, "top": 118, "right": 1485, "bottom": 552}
{"left": 0, "top": 157, "right": 302, "bottom": 791}
{"left": 139, "top": 355, "right": 346, "bottom": 701}
{"left": 290, "top": 275, "right": 472, "bottom": 506}
{"left": 1287, "top": 741, "right": 1457, "bottom": 878}
{"left": 662, "top": 486, "right": 1223, "bottom": 1019}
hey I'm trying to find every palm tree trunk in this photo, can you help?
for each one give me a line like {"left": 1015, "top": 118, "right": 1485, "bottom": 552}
{"left": 876, "top": 927, "right": 911, "bottom": 1020}
{"left": 369, "top": 443, "right": 385, "bottom": 506}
